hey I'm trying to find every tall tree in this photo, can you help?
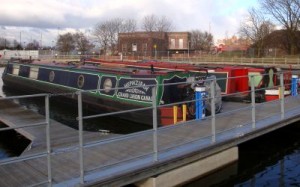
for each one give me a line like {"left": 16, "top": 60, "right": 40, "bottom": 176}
{"left": 56, "top": 32, "right": 75, "bottom": 53}
{"left": 141, "top": 15, "right": 173, "bottom": 52}
{"left": 93, "top": 18, "right": 137, "bottom": 55}
{"left": 239, "top": 8, "right": 275, "bottom": 57}
{"left": 26, "top": 40, "right": 40, "bottom": 50}
{"left": 13, "top": 39, "right": 21, "bottom": 50}
{"left": 190, "top": 30, "right": 214, "bottom": 52}
{"left": 156, "top": 16, "right": 173, "bottom": 32}
{"left": 0, "top": 37, "right": 10, "bottom": 49}
{"left": 121, "top": 19, "right": 137, "bottom": 33}
{"left": 141, "top": 14, "right": 173, "bottom": 32}
{"left": 260, "top": 0, "right": 300, "bottom": 54}
{"left": 142, "top": 14, "right": 157, "bottom": 32}
{"left": 73, "top": 32, "right": 94, "bottom": 54}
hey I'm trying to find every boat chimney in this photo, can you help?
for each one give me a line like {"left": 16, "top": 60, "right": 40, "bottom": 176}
{"left": 151, "top": 64, "right": 154, "bottom": 74}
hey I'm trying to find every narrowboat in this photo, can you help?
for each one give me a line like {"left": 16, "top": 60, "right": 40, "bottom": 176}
{"left": 2, "top": 58, "right": 222, "bottom": 126}
{"left": 85, "top": 58, "right": 283, "bottom": 102}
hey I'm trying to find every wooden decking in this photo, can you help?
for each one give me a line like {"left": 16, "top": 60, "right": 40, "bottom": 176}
{"left": 0, "top": 96, "right": 300, "bottom": 186}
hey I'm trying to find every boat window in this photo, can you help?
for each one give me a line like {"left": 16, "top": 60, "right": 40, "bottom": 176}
{"left": 103, "top": 78, "right": 112, "bottom": 93}
{"left": 248, "top": 72, "right": 262, "bottom": 87}
{"left": 77, "top": 75, "right": 85, "bottom": 88}
{"left": 12, "top": 64, "right": 20, "bottom": 75}
{"left": 29, "top": 67, "right": 39, "bottom": 79}
{"left": 49, "top": 71, "right": 55, "bottom": 82}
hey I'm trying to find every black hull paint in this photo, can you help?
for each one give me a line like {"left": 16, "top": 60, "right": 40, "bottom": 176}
{"left": 2, "top": 75, "right": 154, "bottom": 126}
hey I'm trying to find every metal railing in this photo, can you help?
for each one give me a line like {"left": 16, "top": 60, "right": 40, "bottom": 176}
{"left": 2, "top": 53, "right": 300, "bottom": 67}
{"left": 0, "top": 70, "right": 300, "bottom": 186}
{"left": 0, "top": 93, "right": 52, "bottom": 186}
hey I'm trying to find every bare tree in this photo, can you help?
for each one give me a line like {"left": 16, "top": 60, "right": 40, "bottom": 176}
{"left": 56, "top": 32, "right": 75, "bottom": 53}
{"left": 73, "top": 32, "right": 94, "bottom": 54}
{"left": 141, "top": 14, "right": 173, "bottom": 32}
{"left": 93, "top": 22, "right": 110, "bottom": 54}
{"left": 190, "top": 30, "right": 214, "bottom": 52}
{"left": 156, "top": 16, "right": 173, "bottom": 32}
{"left": 120, "top": 19, "right": 137, "bottom": 33}
{"left": 142, "top": 14, "right": 157, "bottom": 32}
{"left": 239, "top": 8, "right": 275, "bottom": 57}
{"left": 260, "top": 0, "right": 300, "bottom": 54}
{"left": 13, "top": 39, "right": 21, "bottom": 50}
{"left": 0, "top": 37, "right": 10, "bottom": 49}
{"left": 26, "top": 40, "right": 40, "bottom": 50}
{"left": 93, "top": 18, "right": 137, "bottom": 55}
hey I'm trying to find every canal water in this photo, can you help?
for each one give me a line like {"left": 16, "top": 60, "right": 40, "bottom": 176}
{"left": 1, "top": 67, "right": 300, "bottom": 186}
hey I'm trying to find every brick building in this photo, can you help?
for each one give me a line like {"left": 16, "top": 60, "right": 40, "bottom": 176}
{"left": 167, "top": 32, "right": 191, "bottom": 53}
{"left": 118, "top": 32, "right": 190, "bottom": 57}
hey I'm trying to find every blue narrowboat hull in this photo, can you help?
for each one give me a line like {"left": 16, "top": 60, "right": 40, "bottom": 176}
{"left": 2, "top": 62, "right": 195, "bottom": 126}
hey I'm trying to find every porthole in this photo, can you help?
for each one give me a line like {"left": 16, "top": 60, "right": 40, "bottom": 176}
{"left": 49, "top": 71, "right": 55, "bottom": 82}
{"left": 77, "top": 75, "right": 85, "bottom": 88}
{"left": 103, "top": 78, "right": 112, "bottom": 93}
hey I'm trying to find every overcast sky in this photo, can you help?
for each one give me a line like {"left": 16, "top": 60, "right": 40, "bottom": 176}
{"left": 0, "top": 0, "right": 258, "bottom": 47}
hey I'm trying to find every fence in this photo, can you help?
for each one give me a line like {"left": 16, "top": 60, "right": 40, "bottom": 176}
{"left": 1, "top": 50, "right": 300, "bottom": 67}
{"left": 0, "top": 70, "right": 300, "bottom": 186}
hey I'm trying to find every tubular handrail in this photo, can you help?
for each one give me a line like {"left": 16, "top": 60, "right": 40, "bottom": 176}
{"left": 0, "top": 69, "right": 299, "bottom": 186}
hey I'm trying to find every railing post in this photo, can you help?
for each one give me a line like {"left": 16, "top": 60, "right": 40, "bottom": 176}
{"left": 45, "top": 94, "right": 52, "bottom": 186}
{"left": 250, "top": 75, "right": 256, "bottom": 129}
{"left": 210, "top": 78, "right": 216, "bottom": 143}
{"left": 77, "top": 91, "right": 85, "bottom": 184}
{"left": 152, "top": 87, "right": 158, "bottom": 162}
{"left": 280, "top": 73, "right": 285, "bottom": 119}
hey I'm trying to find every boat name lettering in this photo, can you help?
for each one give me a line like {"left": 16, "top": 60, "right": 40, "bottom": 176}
{"left": 125, "top": 88, "right": 145, "bottom": 94}
{"left": 117, "top": 78, "right": 156, "bottom": 102}
{"left": 124, "top": 80, "right": 149, "bottom": 92}
{"left": 117, "top": 92, "right": 152, "bottom": 101}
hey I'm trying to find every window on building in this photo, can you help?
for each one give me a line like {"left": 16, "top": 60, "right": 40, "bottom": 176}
{"left": 132, "top": 43, "right": 137, "bottom": 52}
{"left": 170, "top": 39, "right": 175, "bottom": 49}
{"left": 142, "top": 43, "right": 148, "bottom": 52}
{"left": 179, "top": 39, "right": 183, "bottom": 49}
{"left": 122, "top": 44, "right": 127, "bottom": 52}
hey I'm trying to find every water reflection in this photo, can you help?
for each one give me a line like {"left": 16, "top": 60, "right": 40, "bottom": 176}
{"left": 186, "top": 123, "right": 300, "bottom": 186}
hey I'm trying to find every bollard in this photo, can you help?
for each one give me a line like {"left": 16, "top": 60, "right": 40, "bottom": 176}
{"left": 182, "top": 104, "right": 187, "bottom": 122}
{"left": 291, "top": 75, "right": 298, "bottom": 96}
{"left": 173, "top": 106, "right": 178, "bottom": 124}
{"left": 195, "top": 87, "right": 206, "bottom": 120}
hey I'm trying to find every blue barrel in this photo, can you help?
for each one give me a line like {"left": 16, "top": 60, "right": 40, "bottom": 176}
{"left": 291, "top": 75, "right": 298, "bottom": 96}
{"left": 195, "top": 87, "right": 206, "bottom": 120}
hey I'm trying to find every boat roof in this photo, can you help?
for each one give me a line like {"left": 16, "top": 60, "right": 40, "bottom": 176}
{"left": 9, "top": 59, "right": 187, "bottom": 76}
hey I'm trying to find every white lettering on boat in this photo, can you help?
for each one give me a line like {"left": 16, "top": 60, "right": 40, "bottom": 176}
{"left": 117, "top": 78, "right": 156, "bottom": 103}
{"left": 124, "top": 80, "right": 149, "bottom": 92}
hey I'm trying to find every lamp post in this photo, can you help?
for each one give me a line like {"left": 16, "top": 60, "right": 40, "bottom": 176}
{"left": 51, "top": 41, "right": 54, "bottom": 56}
{"left": 154, "top": 44, "right": 157, "bottom": 60}
{"left": 188, "top": 41, "right": 190, "bottom": 60}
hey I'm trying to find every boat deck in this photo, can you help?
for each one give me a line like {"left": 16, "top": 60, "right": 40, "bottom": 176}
{"left": 0, "top": 95, "right": 300, "bottom": 186}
